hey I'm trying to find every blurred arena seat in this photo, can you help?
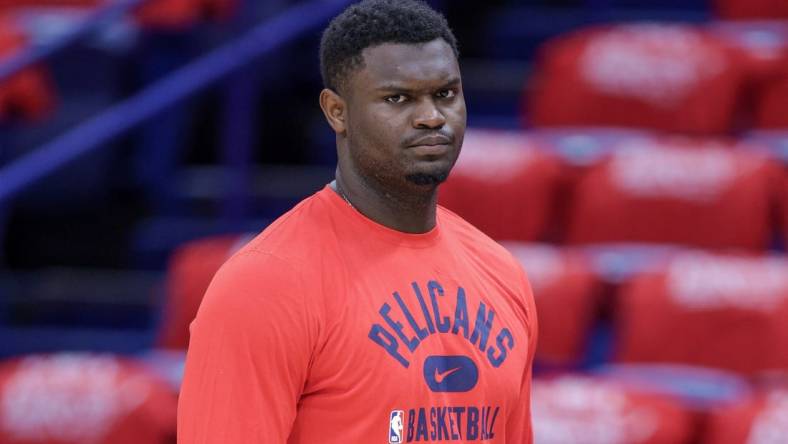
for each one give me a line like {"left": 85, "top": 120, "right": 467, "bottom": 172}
{"left": 0, "top": 353, "right": 176, "bottom": 444}
{"left": 784, "top": 172, "right": 788, "bottom": 247}
{"left": 615, "top": 251, "right": 788, "bottom": 375}
{"left": 0, "top": 15, "right": 55, "bottom": 121}
{"left": 706, "top": 22, "right": 788, "bottom": 132}
{"left": 504, "top": 242, "right": 600, "bottom": 366}
{"left": 132, "top": 0, "right": 236, "bottom": 28}
{"left": 593, "top": 363, "right": 751, "bottom": 411}
{"left": 439, "top": 129, "right": 564, "bottom": 242}
{"left": 714, "top": 0, "right": 788, "bottom": 20}
{"left": 0, "top": 0, "right": 236, "bottom": 28}
{"left": 532, "top": 375, "right": 695, "bottom": 444}
{"left": 156, "top": 233, "right": 250, "bottom": 349}
{"left": 753, "top": 58, "right": 788, "bottom": 130}
{"left": 705, "top": 388, "right": 788, "bottom": 443}
{"left": 712, "top": 23, "right": 788, "bottom": 130}
{"left": 565, "top": 137, "right": 782, "bottom": 250}
{"left": 527, "top": 24, "right": 751, "bottom": 134}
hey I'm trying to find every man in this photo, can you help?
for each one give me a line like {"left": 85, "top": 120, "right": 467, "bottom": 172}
{"left": 177, "top": 1, "right": 538, "bottom": 443}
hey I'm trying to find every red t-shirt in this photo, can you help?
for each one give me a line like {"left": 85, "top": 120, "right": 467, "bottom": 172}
{"left": 178, "top": 185, "right": 538, "bottom": 443}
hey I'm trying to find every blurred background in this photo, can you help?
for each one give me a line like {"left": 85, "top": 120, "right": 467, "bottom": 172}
{"left": 0, "top": 0, "right": 786, "bottom": 442}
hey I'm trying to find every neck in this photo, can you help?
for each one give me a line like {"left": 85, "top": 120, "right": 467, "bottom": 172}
{"left": 332, "top": 167, "right": 439, "bottom": 234}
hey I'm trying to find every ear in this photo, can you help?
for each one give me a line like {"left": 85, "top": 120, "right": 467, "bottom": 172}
{"left": 319, "top": 88, "right": 347, "bottom": 135}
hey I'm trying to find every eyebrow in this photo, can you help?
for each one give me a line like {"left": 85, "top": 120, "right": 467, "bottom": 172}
{"left": 375, "top": 77, "right": 461, "bottom": 92}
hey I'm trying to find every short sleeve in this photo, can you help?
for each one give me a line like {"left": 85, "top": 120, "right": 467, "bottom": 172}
{"left": 177, "top": 250, "right": 320, "bottom": 444}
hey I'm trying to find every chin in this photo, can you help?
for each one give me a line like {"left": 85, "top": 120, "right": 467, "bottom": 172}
{"left": 404, "top": 171, "right": 449, "bottom": 186}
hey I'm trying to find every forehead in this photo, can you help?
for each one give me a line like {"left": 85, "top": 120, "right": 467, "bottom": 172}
{"left": 353, "top": 39, "right": 459, "bottom": 89}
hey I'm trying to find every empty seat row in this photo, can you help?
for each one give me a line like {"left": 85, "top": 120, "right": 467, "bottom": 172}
{"left": 0, "top": 354, "right": 780, "bottom": 444}
{"left": 528, "top": 22, "right": 788, "bottom": 133}
{"left": 533, "top": 374, "right": 788, "bottom": 444}
{"left": 440, "top": 128, "right": 788, "bottom": 251}
{"left": 0, "top": 356, "right": 783, "bottom": 444}
{"left": 509, "top": 243, "right": 788, "bottom": 375}
{"left": 0, "top": 353, "right": 176, "bottom": 444}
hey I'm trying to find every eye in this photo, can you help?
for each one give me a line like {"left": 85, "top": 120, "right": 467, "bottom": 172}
{"left": 436, "top": 89, "right": 456, "bottom": 99}
{"left": 384, "top": 94, "right": 408, "bottom": 104}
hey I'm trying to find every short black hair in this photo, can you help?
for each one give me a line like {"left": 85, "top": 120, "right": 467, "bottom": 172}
{"left": 319, "top": 0, "right": 459, "bottom": 93}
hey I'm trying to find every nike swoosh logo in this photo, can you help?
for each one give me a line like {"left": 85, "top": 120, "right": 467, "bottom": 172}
{"left": 434, "top": 367, "right": 461, "bottom": 383}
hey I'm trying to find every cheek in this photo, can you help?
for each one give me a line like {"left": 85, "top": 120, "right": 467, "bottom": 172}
{"left": 353, "top": 107, "right": 404, "bottom": 150}
{"left": 446, "top": 101, "right": 467, "bottom": 127}
{"left": 346, "top": 109, "right": 406, "bottom": 177}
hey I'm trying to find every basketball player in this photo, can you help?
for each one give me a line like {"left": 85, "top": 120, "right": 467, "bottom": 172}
{"left": 177, "top": 1, "right": 538, "bottom": 442}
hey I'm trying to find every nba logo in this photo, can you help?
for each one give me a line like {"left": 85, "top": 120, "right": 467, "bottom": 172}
{"left": 388, "top": 410, "right": 404, "bottom": 443}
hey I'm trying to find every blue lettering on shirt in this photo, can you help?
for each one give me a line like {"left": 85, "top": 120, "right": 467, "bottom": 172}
{"left": 428, "top": 281, "right": 451, "bottom": 333}
{"left": 403, "top": 405, "right": 498, "bottom": 442}
{"left": 368, "top": 280, "right": 517, "bottom": 370}
{"left": 488, "top": 328, "right": 514, "bottom": 368}
{"left": 452, "top": 407, "right": 465, "bottom": 440}
{"left": 467, "top": 407, "right": 479, "bottom": 440}
{"left": 469, "top": 302, "right": 494, "bottom": 353}
{"left": 368, "top": 324, "right": 410, "bottom": 368}
{"left": 436, "top": 407, "right": 449, "bottom": 440}
{"left": 451, "top": 287, "right": 469, "bottom": 339}
{"left": 416, "top": 408, "right": 429, "bottom": 441}
{"left": 429, "top": 408, "right": 437, "bottom": 441}
{"left": 407, "top": 409, "right": 416, "bottom": 442}
{"left": 394, "top": 291, "right": 429, "bottom": 341}
{"left": 411, "top": 282, "right": 436, "bottom": 335}
{"left": 380, "top": 303, "right": 420, "bottom": 352}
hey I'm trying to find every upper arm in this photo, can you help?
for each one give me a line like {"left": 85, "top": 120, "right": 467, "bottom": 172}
{"left": 177, "top": 251, "right": 320, "bottom": 444}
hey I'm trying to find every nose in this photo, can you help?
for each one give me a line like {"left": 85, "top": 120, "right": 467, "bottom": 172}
{"left": 412, "top": 99, "right": 446, "bottom": 129}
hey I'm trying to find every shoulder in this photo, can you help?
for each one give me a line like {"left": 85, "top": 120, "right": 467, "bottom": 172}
{"left": 242, "top": 190, "right": 338, "bottom": 266}
{"left": 193, "top": 247, "right": 324, "bottom": 338}
{"left": 197, "top": 190, "right": 338, "bottom": 312}
{"left": 201, "top": 249, "right": 306, "bottom": 312}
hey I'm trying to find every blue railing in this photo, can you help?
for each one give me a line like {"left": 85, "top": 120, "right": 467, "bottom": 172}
{"left": 0, "top": 0, "right": 350, "bottom": 352}
{"left": 0, "top": 0, "right": 349, "bottom": 206}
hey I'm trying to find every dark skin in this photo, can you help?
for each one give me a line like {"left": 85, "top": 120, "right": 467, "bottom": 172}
{"left": 319, "top": 38, "right": 467, "bottom": 233}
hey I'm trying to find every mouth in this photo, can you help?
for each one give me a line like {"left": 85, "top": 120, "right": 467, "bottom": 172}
{"left": 408, "top": 143, "right": 451, "bottom": 157}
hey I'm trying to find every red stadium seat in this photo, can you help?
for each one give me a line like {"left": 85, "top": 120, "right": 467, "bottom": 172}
{"left": 705, "top": 389, "right": 788, "bottom": 443}
{"left": 156, "top": 233, "right": 250, "bottom": 349}
{"left": 439, "top": 129, "right": 564, "bottom": 241}
{"left": 528, "top": 24, "right": 751, "bottom": 134}
{"left": 565, "top": 137, "right": 781, "bottom": 250}
{"left": 504, "top": 242, "right": 600, "bottom": 365}
{"left": 134, "top": 0, "right": 236, "bottom": 29}
{"left": 532, "top": 375, "right": 695, "bottom": 444}
{"left": 615, "top": 252, "right": 788, "bottom": 375}
{"left": 753, "top": 61, "right": 788, "bottom": 129}
{"left": 0, "top": 353, "right": 176, "bottom": 444}
{"left": 0, "top": 16, "right": 55, "bottom": 121}
{"left": 783, "top": 172, "right": 788, "bottom": 247}
{"left": 714, "top": 0, "right": 788, "bottom": 20}
{"left": 708, "top": 22, "right": 788, "bottom": 130}
{"left": 720, "top": 24, "right": 788, "bottom": 130}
